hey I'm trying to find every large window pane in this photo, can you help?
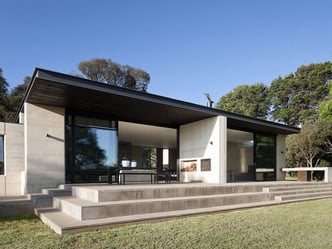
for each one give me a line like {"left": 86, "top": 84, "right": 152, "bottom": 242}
{"left": 227, "top": 129, "right": 254, "bottom": 182}
{"left": 255, "top": 133, "right": 276, "bottom": 180}
{"left": 75, "top": 127, "right": 117, "bottom": 170}
{"left": 74, "top": 127, "right": 117, "bottom": 182}
{"left": 0, "top": 136, "right": 3, "bottom": 175}
{"left": 65, "top": 113, "right": 118, "bottom": 183}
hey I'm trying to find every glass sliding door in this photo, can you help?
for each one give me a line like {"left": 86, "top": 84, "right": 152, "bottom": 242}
{"left": 255, "top": 133, "right": 276, "bottom": 181}
{"left": 227, "top": 129, "right": 255, "bottom": 182}
{"left": 65, "top": 113, "right": 118, "bottom": 183}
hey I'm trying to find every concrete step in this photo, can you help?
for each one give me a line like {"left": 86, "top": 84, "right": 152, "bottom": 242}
{"left": 275, "top": 191, "right": 332, "bottom": 202}
{"left": 269, "top": 187, "right": 332, "bottom": 197}
{"left": 54, "top": 192, "right": 272, "bottom": 220}
{"left": 42, "top": 188, "right": 72, "bottom": 197}
{"left": 0, "top": 198, "right": 34, "bottom": 217}
{"left": 34, "top": 182, "right": 332, "bottom": 234}
{"left": 36, "top": 199, "right": 280, "bottom": 234}
{"left": 28, "top": 187, "right": 73, "bottom": 208}
{"left": 71, "top": 184, "right": 268, "bottom": 202}
{"left": 28, "top": 193, "right": 54, "bottom": 208}
{"left": 263, "top": 183, "right": 332, "bottom": 193}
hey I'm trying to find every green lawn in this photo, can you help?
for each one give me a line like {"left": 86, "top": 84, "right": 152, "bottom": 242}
{"left": 1, "top": 199, "right": 332, "bottom": 249}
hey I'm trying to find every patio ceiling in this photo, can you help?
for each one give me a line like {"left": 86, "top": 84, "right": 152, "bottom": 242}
{"left": 20, "top": 68, "right": 299, "bottom": 135}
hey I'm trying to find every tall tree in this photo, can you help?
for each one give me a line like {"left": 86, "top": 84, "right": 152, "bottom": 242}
{"left": 270, "top": 62, "right": 332, "bottom": 126}
{"left": 78, "top": 58, "right": 150, "bottom": 92}
{"left": 215, "top": 83, "right": 270, "bottom": 119}
{"left": 319, "top": 80, "right": 332, "bottom": 121}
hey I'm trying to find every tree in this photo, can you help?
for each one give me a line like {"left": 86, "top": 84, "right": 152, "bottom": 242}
{"left": 270, "top": 62, "right": 332, "bottom": 126}
{"left": 78, "top": 58, "right": 150, "bottom": 92}
{"left": 6, "top": 76, "right": 30, "bottom": 121}
{"left": 286, "top": 120, "right": 332, "bottom": 168}
{"left": 316, "top": 120, "right": 332, "bottom": 158}
{"left": 215, "top": 83, "right": 270, "bottom": 119}
{"left": 319, "top": 80, "right": 332, "bottom": 121}
{"left": 0, "top": 68, "right": 10, "bottom": 121}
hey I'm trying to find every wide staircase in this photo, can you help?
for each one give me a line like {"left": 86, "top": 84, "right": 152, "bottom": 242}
{"left": 31, "top": 182, "right": 332, "bottom": 234}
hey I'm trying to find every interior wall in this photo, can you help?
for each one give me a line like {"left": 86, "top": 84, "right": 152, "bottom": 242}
{"left": 227, "top": 142, "right": 241, "bottom": 172}
{"left": 24, "top": 103, "right": 65, "bottom": 194}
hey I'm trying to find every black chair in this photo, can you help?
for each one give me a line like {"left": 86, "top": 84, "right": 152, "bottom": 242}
{"left": 157, "top": 168, "right": 171, "bottom": 184}
{"left": 108, "top": 167, "right": 120, "bottom": 184}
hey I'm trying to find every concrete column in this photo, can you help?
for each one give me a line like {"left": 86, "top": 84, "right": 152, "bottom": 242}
{"left": 276, "top": 135, "right": 286, "bottom": 180}
{"left": 218, "top": 116, "right": 227, "bottom": 184}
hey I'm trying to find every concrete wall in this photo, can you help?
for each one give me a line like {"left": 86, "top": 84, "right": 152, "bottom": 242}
{"left": 0, "top": 123, "right": 24, "bottom": 196}
{"left": 24, "top": 103, "right": 65, "bottom": 194}
{"left": 179, "top": 116, "right": 227, "bottom": 183}
{"left": 276, "top": 134, "right": 286, "bottom": 180}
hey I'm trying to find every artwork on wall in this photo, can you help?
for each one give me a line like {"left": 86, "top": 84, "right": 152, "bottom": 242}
{"left": 180, "top": 160, "right": 197, "bottom": 172}
{"left": 201, "top": 159, "right": 211, "bottom": 171}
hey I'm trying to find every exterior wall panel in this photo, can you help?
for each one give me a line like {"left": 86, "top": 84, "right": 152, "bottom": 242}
{"left": 179, "top": 116, "right": 227, "bottom": 183}
{"left": 0, "top": 122, "right": 24, "bottom": 196}
{"left": 24, "top": 103, "right": 65, "bottom": 193}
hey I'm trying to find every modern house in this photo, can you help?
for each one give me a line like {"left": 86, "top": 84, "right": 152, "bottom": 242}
{"left": 0, "top": 68, "right": 299, "bottom": 196}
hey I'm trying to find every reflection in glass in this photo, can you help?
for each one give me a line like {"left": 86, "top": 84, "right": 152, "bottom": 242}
{"left": 255, "top": 133, "right": 276, "bottom": 180}
{"left": 75, "top": 127, "right": 117, "bottom": 170}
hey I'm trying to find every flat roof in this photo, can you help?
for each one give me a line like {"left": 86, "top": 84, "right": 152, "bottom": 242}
{"left": 18, "top": 68, "right": 299, "bottom": 135}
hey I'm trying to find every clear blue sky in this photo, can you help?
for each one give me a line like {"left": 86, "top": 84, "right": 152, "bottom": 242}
{"left": 1, "top": 0, "right": 331, "bottom": 105}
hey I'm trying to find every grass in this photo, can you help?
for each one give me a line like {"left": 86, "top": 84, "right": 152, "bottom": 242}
{"left": 2, "top": 199, "right": 332, "bottom": 248}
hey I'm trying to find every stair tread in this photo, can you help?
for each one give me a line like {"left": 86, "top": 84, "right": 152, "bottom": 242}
{"left": 277, "top": 190, "right": 332, "bottom": 198}
{"left": 278, "top": 195, "right": 332, "bottom": 204}
{"left": 267, "top": 186, "right": 332, "bottom": 191}
{"left": 271, "top": 187, "right": 332, "bottom": 195}
{"left": 56, "top": 191, "right": 270, "bottom": 207}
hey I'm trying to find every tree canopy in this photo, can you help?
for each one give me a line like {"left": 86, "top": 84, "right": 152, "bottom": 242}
{"left": 78, "top": 58, "right": 150, "bottom": 92}
{"left": 0, "top": 68, "right": 10, "bottom": 121}
{"left": 6, "top": 76, "right": 30, "bottom": 121}
{"left": 216, "top": 62, "right": 332, "bottom": 126}
{"left": 270, "top": 62, "right": 332, "bottom": 126}
{"left": 215, "top": 83, "right": 270, "bottom": 119}
{"left": 286, "top": 120, "right": 332, "bottom": 168}
{"left": 319, "top": 80, "right": 332, "bottom": 121}
{"left": 0, "top": 69, "right": 29, "bottom": 122}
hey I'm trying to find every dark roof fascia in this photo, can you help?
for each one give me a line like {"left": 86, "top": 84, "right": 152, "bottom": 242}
{"left": 223, "top": 110, "right": 300, "bottom": 134}
{"left": 30, "top": 67, "right": 221, "bottom": 115}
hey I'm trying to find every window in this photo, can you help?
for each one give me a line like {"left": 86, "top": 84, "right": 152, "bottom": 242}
{"left": 0, "top": 136, "right": 4, "bottom": 175}
{"left": 255, "top": 133, "right": 276, "bottom": 181}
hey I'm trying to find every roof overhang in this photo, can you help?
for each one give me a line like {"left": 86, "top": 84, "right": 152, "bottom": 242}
{"left": 18, "top": 68, "right": 299, "bottom": 135}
